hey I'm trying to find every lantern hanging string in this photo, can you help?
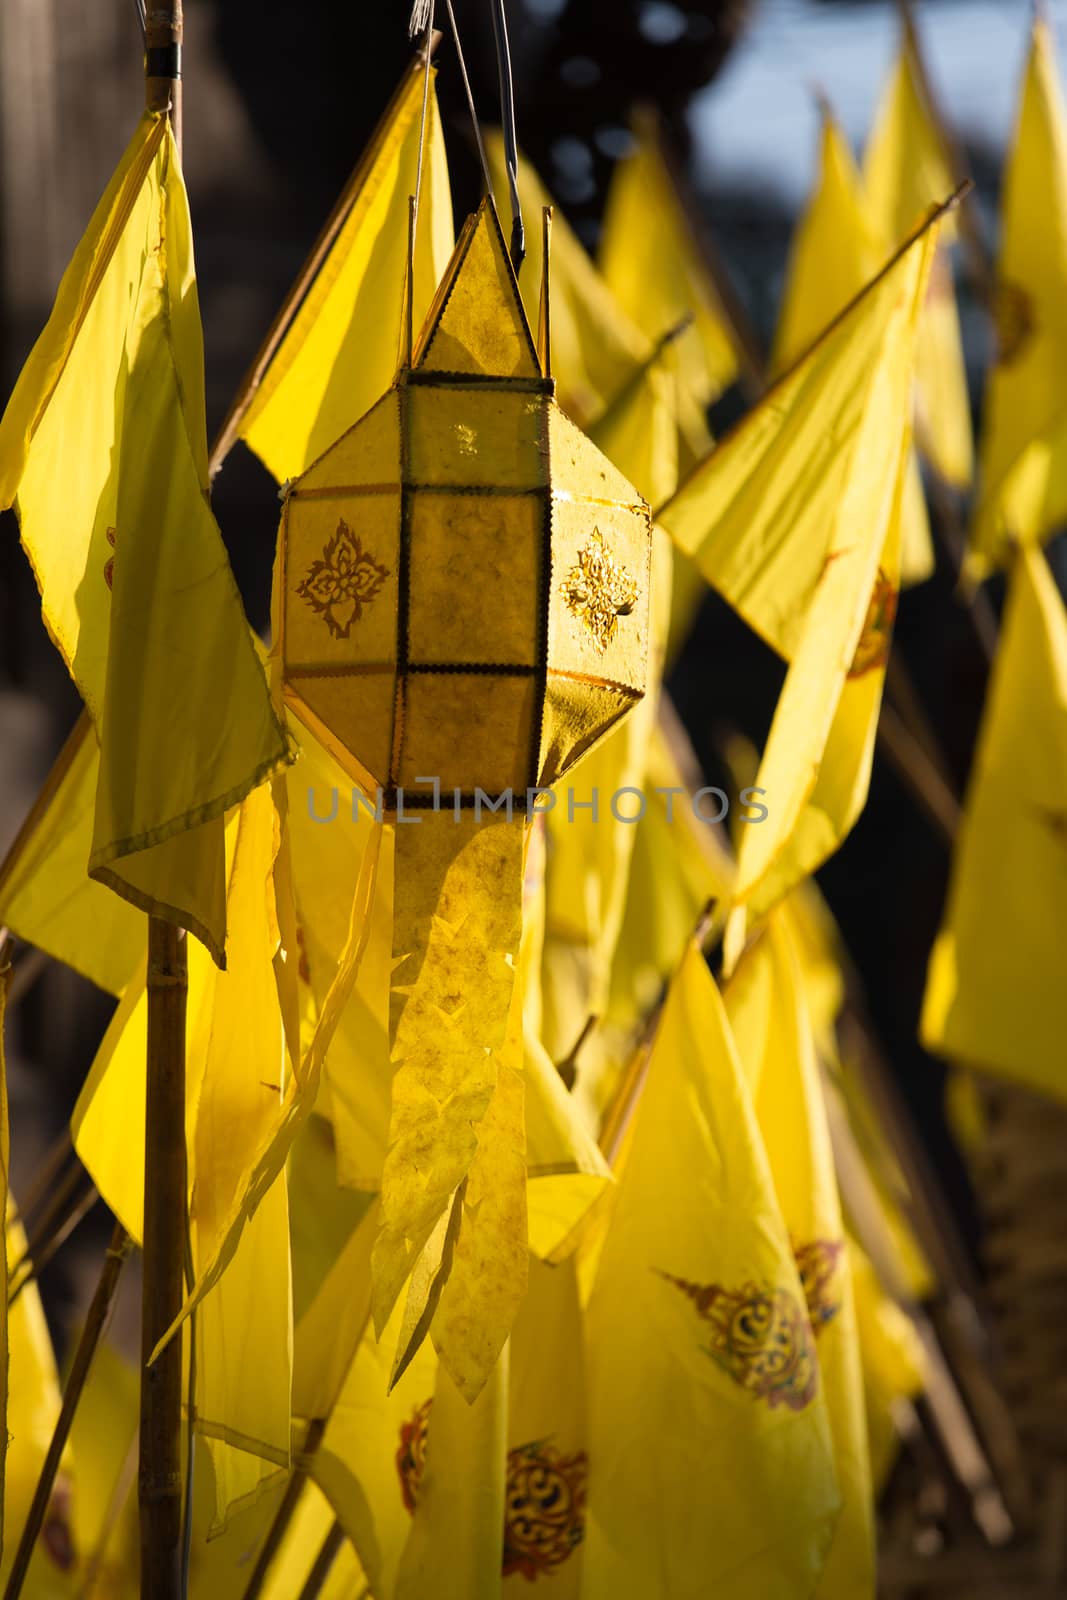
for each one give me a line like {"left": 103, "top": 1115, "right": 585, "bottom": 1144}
{"left": 489, "top": 0, "right": 524, "bottom": 270}
{"left": 407, "top": 0, "right": 496, "bottom": 258}
{"left": 409, "top": 0, "right": 437, "bottom": 244}
{"left": 444, "top": 0, "right": 496, "bottom": 202}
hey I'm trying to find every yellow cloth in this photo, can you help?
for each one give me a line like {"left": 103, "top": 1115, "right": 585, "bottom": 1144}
{"left": 660, "top": 200, "right": 937, "bottom": 664}
{"left": 0, "top": 114, "right": 291, "bottom": 964}
{"left": 504, "top": 1257, "right": 587, "bottom": 1595}
{"left": 0, "top": 970, "right": 7, "bottom": 1556}
{"left": 599, "top": 111, "right": 738, "bottom": 416}
{"left": 486, "top": 137, "right": 648, "bottom": 426}
{"left": 706, "top": 218, "right": 935, "bottom": 939}
{"left": 395, "top": 1354, "right": 509, "bottom": 1600}
{"left": 584, "top": 943, "right": 839, "bottom": 1598}
{"left": 848, "top": 1238, "right": 925, "bottom": 1493}
{"left": 971, "top": 20, "right": 1067, "bottom": 575}
{"left": 311, "top": 1281, "right": 440, "bottom": 1599}
{"left": 772, "top": 106, "right": 932, "bottom": 588}
{"left": 864, "top": 30, "right": 973, "bottom": 491}
{"left": 539, "top": 357, "right": 676, "bottom": 1060}
{"left": 921, "top": 545, "right": 1067, "bottom": 1098}
{"left": 726, "top": 910, "right": 874, "bottom": 1598}
{"left": 71, "top": 790, "right": 293, "bottom": 1530}
{"left": 0, "top": 720, "right": 143, "bottom": 996}
{"left": 241, "top": 67, "right": 454, "bottom": 482}
{"left": 1, "top": 1211, "right": 68, "bottom": 1590}
{"left": 373, "top": 816, "right": 527, "bottom": 1400}
{"left": 726, "top": 448, "right": 905, "bottom": 942}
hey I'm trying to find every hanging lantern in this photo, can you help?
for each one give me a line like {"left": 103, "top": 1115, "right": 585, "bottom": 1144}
{"left": 276, "top": 198, "right": 652, "bottom": 809}
{"left": 274, "top": 195, "right": 653, "bottom": 1398}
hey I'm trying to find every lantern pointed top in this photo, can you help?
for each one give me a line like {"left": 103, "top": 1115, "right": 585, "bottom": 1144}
{"left": 413, "top": 196, "right": 542, "bottom": 380}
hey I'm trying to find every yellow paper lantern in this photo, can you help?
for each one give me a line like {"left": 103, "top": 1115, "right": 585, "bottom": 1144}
{"left": 277, "top": 197, "right": 652, "bottom": 808}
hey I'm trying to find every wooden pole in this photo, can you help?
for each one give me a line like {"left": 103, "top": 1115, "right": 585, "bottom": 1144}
{"left": 2, "top": 1223, "right": 132, "bottom": 1600}
{"left": 240, "top": 1418, "right": 327, "bottom": 1600}
{"left": 140, "top": 916, "right": 187, "bottom": 1599}
{"left": 297, "top": 1521, "right": 346, "bottom": 1600}
{"left": 140, "top": 16, "right": 187, "bottom": 1597}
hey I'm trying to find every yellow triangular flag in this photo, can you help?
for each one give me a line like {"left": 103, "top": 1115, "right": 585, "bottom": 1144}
{"left": 71, "top": 790, "right": 293, "bottom": 1531}
{"left": 864, "top": 23, "right": 973, "bottom": 491}
{"left": 719, "top": 219, "right": 937, "bottom": 934}
{"left": 486, "top": 136, "right": 649, "bottom": 425}
{"left": 1, "top": 1209, "right": 70, "bottom": 1589}
{"left": 772, "top": 104, "right": 933, "bottom": 588}
{"left": 921, "top": 544, "right": 1067, "bottom": 1098}
{"left": 584, "top": 943, "right": 840, "bottom": 1597}
{"left": 241, "top": 65, "right": 454, "bottom": 482}
{"left": 0, "top": 968, "right": 8, "bottom": 1557}
{"left": 0, "top": 115, "right": 292, "bottom": 964}
{"left": 599, "top": 111, "right": 738, "bottom": 414}
{"left": 660, "top": 205, "right": 940, "bottom": 664}
{"left": 539, "top": 359, "right": 676, "bottom": 1059}
{"left": 849, "top": 1238, "right": 925, "bottom": 1493}
{"left": 971, "top": 18, "right": 1067, "bottom": 575}
{"left": 0, "top": 723, "right": 142, "bottom": 996}
{"left": 394, "top": 1354, "right": 508, "bottom": 1600}
{"left": 728, "top": 446, "right": 905, "bottom": 933}
{"left": 726, "top": 910, "right": 874, "bottom": 1598}
{"left": 503, "top": 1257, "right": 588, "bottom": 1592}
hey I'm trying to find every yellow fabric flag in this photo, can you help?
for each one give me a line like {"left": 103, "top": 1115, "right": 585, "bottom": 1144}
{"left": 485, "top": 136, "right": 649, "bottom": 426}
{"left": 503, "top": 1256, "right": 588, "bottom": 1594}
{"left": 864, "top": 27, "right": 973, "bottom": 491}
{"left": 0, "top": 114, "right": 291, "bottom": 964}
{"left": 709, "top": 222, "right": 936, "bottom": 939}
{"left": 727, "top": 444, "right": 906, "bottom": 940}
{"left": 0, "top": 966, "right": 8, "bottom": 1556}
{"left": 539, "top": 359, "right": 676, "bottom": 1061}
{"left": 72, "top": 789, "right": 293, "bottom": 1531}
{"left": 241, "top": 66, "right": 454, "bottom": 483}
{"left": 660, "top": 205, "right": 939, "bottom": 664}
{"left": 310, "top": 1278, "right": 440, "bottom": 1599}
{"left": 726, "top": 910, "right": 873, "bottom": 1599}
{"left": 584, "top": 943, "right": 839, "bottom": 1598}
{"left": 0, "top": 721, "right": 142, "bottom": 996}
{"left": 849, "top": 1238, "right": 925, "bottom": 1493}
{"left": 371, "top": 816, "right": 526, "bottom": 1399}
{"left": 598, "top": 111, "right": 738, "bottom": 418}
{"left": 772, "top": 105, "right": 933, "bottom": 588}
{"left": 921, "top": 545, "right": 1067, "bottom": 1098}
{"left": 286, "top": 718, "right": 394, "bottom": 1192}
{"left": 1, "top": 1210, "right": 69, "bottom": 1590}
{"left": 971, "top": 19, "right": 1067, "bottom": 575}
{"left": 394, "top": 1354, "right": 509, "bottom": 1600}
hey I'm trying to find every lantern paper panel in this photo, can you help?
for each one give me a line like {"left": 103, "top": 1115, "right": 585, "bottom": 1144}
{"left": 278, "top": 197, "right": 652, "bottom": 809}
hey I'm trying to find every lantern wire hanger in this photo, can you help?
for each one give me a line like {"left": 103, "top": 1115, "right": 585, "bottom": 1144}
{"left": 408, "top": 0, "right": 525, "bottom": 273}
{"left": 489, "top": 0, "right": 525, "bottom": 270}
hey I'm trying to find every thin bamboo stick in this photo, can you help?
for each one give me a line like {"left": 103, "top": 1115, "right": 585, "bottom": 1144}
{"left": 8, "top": 1184, "right": 99, "bottom": 1310}
{"left": 139, "top": 10, "right": 188, "bottom": 1596}
{"left": 876, "top": 702, "right": 962, "bottom": 848}
{"left": 240, "top": 1418, "right": 328, "bottom": 1600}
{"left": 297, "top": 1521, "right": 346, "bottom": 1600}
{"left": 2, "top": 1222, "right": 132, "bottom": 1600}
{"left": 140, "top": 915, "right": 187, "bottom": 1600}
{"left": 10, "top": 1128, "right": 73, "bottom": 1233}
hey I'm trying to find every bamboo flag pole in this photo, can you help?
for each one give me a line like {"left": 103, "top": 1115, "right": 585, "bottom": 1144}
{"left": 140, "top": 8, "right": 187, "bottom": 1599}
{"left": 297, "top": 1521, "right": 347, "bottom": 1600}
